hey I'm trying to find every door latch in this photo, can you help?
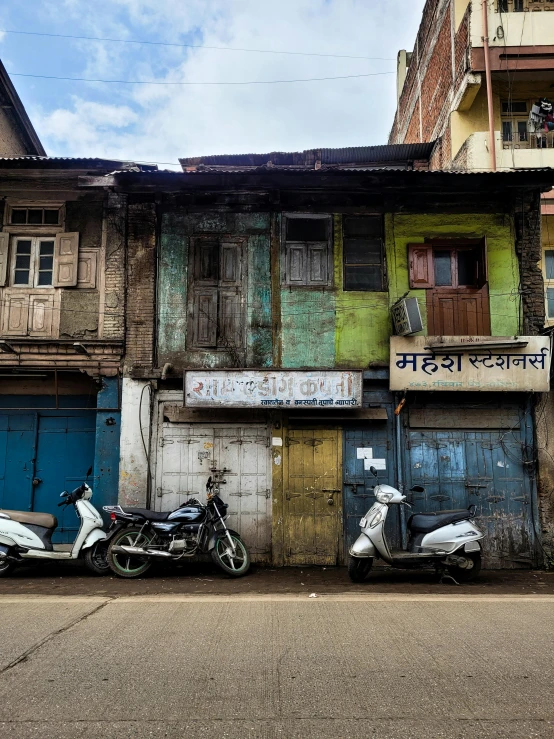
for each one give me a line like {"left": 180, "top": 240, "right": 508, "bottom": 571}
{"left": 32, "top": 478, "right": 42, "bottom": 487}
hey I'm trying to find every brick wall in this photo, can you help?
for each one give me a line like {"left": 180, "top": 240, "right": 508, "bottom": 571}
{"left": 514, "top": 191, "right": 545, "bottom": 334}
{"left": 124, "top": 200, "right": 157, "bottom": 375}
{"left": 390, "top": 0, "right": 471, "bottom": 171}
{"left": 102, "top": 192, "right": 127, "bottom": 340}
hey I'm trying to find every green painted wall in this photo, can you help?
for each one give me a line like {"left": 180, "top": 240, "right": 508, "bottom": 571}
{"left": 333, "top": 215, "right": 390, "bottom": 367}
{"left": 388, "top": 212, "right": 520, "bottom": 351}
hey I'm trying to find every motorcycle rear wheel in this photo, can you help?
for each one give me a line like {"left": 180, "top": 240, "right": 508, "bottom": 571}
{"left": 0, "top": 559, "right": 15, "bottom": 577}
{"left": 348, "top": 556, "right": 373, "bottom": 583}
{"left": 108, "top": 527, "right": 154, "bottom": 579}
{"left": 211, "top": 534, "right": 250, "bottom": 577}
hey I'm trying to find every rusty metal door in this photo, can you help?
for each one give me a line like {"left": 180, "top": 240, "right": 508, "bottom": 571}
{"left": 156, "top": 422, "right": 271, "bottom": 563}
{"left": 407, "top": 425, "right": 536, "bottom": 568}
{"left": 283, "top": 428, "right": 342, "bottom": 566}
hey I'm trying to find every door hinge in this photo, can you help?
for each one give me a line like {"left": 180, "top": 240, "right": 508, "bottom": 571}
{"left": 285, "top": 437, "right": 300, "bottom": 447}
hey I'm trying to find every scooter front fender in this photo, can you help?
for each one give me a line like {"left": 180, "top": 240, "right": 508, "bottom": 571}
{"left": 349, "top": 533, "right": 377, "bottom": 559}
{"left": 0, "top": 533, "right": 17, "bottom": 548}
{"left": 81, "top": 528, "right": 109, "bottom": 552}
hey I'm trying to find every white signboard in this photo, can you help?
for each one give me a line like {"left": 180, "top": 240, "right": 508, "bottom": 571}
{"left": 390, "top": 336, "right": 551, "bottom": 392}
{"left": 184, "top": 370, "right": 363, "bottom": 408}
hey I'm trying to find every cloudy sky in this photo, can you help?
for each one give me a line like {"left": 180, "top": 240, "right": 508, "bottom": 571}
{"left": 1, "top": 0, "right": 425, "bottom": 167}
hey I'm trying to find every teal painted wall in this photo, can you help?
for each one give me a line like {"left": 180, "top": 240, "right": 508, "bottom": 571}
{"left": 158, "top": 211, "right": 272, "bottom": 369}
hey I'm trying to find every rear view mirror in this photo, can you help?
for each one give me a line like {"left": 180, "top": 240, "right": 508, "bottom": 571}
{"left": 85, "top": 466, "right": 93, "bottom": 480}
{"left": 410, "top": 485, "right": 425, "bottom": 493}
{"left": 369, "top": 466, "right": 378, "bottom": 478}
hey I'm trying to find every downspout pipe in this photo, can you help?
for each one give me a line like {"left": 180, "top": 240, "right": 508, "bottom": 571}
{"left": 482, "top": 0, "right": 497, "bottom": 172}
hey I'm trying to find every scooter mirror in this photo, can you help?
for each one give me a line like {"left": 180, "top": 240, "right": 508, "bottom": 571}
{"left": 410, "top": 485, "right": 425, "bottom": 493}
{"left": 85, "top": 466, "right": 93, "bottom": 480}
{"left": 369, "top": 466, "right": 378, "bottom": 477}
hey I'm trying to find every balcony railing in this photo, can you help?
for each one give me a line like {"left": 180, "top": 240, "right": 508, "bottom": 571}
{"left": 502, "top": 124, "right": 554, "bottom": 150}
{"left": 498, "top": 0, "right": 554, "bottom": 11}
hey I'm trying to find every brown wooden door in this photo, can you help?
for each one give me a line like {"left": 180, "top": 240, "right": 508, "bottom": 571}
{"left": 427, "top": 285, "right": 490, "bottom": 335}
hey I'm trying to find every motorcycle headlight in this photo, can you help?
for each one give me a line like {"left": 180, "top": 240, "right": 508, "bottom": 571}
{"left": 369, "top": 510, "right": 383, "bottom": 528}
{"left": 375, "top": 491, "right": 393, "bottom": 503}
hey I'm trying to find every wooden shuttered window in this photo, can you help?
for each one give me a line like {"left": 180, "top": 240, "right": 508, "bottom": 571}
{"left": 408, "top": 244, "right": 434, "bottom": 289}
{"left": 409, "top": 241, "right": 491, "bottom": 336}
{"left": 0, "top": 233, "right": 9, "bottom": 287}
{"left": 188, "top": 237, "right": 245, "bottom": 351}
{"left": 53, "top": 232, "right": 79, "bottom": 287}
{"left": 282, "top": 215, "right": 331, "bottom": 287}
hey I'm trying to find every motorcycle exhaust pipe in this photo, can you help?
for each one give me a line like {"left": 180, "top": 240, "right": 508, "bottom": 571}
{"left": 111, "top": 545, "right": 174, "bottom": 558}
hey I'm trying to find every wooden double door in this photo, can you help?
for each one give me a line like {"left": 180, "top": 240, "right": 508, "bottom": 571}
{"left": 283, "top": 428, "right": 342, "bottom": 566}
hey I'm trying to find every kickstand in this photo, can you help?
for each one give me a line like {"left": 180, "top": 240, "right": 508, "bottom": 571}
{"left": 439, "top": 572, "right": 460, "bottom": 586}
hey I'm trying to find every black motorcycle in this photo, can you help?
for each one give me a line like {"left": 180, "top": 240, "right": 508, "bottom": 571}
{"left": 103, "top": 490, "right": 250, "bottom": 579}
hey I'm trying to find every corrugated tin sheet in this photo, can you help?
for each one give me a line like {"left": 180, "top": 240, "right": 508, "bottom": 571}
{"left": 0, "top": 157, "right": 157, "bottom": 171}
{"left": 179, "top": 143, "right": 435, "bottom": 170}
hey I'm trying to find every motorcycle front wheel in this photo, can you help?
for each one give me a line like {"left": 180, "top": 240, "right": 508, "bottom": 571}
{"left": 348, "top": 556, "right": 373, "bottom": 583}
{"left": 108, "top": 527, "right": 154, "bottom": 578}
{"left": 211, "top": 534, "right": 250, "bottom": 577}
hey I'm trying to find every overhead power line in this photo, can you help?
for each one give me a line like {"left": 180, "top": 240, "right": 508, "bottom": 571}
{"left": 9, "top": 71, "right": 395, "bottom": 86}
{"left": 0, "top": 29, "right": 396, "bottom": 61}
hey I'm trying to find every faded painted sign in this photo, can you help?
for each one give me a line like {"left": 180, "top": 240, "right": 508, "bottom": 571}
{"left": 390, "top": 336, "right": 551, "bottom": 392}
{"left": 184, "top": 370, "right": 363, "bottom": 408}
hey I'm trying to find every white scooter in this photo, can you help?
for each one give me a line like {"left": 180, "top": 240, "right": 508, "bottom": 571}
{"left": 0, "top": 469, "right": 110, "bottom": 576}
{"left": 348, "top": 466, "right": 485, "bottom": 583}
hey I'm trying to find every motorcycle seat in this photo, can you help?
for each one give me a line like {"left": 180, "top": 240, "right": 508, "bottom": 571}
{"left": 0, "top": 509, "right": 58, "bottom": 530}
{"left": 121, "top": 508, "right": 170, "bottom": 521}
{"left": 408, "top": 509, "right": 472, "bottom": 534}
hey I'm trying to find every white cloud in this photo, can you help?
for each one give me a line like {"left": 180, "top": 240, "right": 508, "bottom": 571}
{"left": 31, "top": 0, "right": 426, "bottom": 164}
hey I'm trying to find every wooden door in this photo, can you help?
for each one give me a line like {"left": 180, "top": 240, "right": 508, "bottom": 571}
{"left": 284, "top": 428, "right": 342, "bottom": 566}
{"left": 427, "top": 285, "right": 490, "bottom": 335}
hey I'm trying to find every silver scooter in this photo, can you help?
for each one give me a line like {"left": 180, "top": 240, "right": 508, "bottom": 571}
{"left": 348, "top": 466, "right": 484, "bottom": 583}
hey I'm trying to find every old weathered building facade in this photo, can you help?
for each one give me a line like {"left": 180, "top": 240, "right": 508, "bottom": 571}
{"left": 80, "top": 147, "right": 554, "bottom": 567}
{"left": 0, "top": 157, "right": 155, "bottom": 541}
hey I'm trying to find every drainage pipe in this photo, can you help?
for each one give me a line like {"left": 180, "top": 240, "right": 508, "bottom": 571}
{"left": 482, "top": 0, "right": 497, "bottom": 172}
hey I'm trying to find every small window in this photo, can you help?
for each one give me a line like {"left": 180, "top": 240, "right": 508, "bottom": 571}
{"left": 547, "top": 288, "right": 554, "bottom": 319}
{"left": 501, "top": 101, "right": 528, "bottom": 115}
{"left": 409, "top": 242, "right": 485, "bottom": 290}
{"left": 282, "top": 215, "right": 331, "bottom": 287}
{"left": 545, "top": 250, "right": 554, "bottom": 280}
{"left": 11, "top": 237, "right": 55, "bottom": 287}
{"left": 9, "top": 207, "right": 60, "bottom": 226}
{"left": 343, "top": 216, "right": 385, "bottom": 291}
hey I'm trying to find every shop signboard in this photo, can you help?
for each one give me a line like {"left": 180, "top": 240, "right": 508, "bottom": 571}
{"left": 184, "top": 370, "right": 363, "bottom": 408}
{"left": 390, "top": 336, "right": 551, "bottom": 392}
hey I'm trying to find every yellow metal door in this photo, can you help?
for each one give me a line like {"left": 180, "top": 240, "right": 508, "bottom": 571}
{"left": 284, "top": 428, "right": 342, "bottom": 566}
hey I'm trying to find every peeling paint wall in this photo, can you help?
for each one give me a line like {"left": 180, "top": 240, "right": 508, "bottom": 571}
{"left": 158, "top": 209, "right": 272, "bottom": 370}
{"left": 119, "top": 378, "right": 152, "bottom": 508}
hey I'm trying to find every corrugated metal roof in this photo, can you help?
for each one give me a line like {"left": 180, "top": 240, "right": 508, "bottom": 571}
{"left": 179, "top": 143, "right": 435, "bottom": 170}
{"left": 0, "top": 156, "right": 157, "bottom": 171}
{"left": 171, "top": 165, "right": 554, "bottom": 176}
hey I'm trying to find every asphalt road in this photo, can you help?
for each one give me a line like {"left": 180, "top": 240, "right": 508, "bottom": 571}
{"left": 1, "top": 594, "right": 553, "bottom": 738}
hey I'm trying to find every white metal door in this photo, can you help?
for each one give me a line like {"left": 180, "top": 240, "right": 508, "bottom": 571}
{"left": 156, "top": 422, "right": 271, "bottom": 563}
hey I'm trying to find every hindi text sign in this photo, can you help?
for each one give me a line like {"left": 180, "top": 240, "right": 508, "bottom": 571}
{"left": 390, "top": 336, "right": 551, "bottom": 392}
{"left": 184, "top": 370, "right": 363, "bottom": 408}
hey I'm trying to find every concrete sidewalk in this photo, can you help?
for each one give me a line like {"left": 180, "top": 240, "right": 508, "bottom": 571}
{"left": 1, "top": 593, "right": 553, "bottom": 738}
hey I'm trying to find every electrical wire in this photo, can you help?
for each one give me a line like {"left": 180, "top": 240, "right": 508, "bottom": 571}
{"left": 8, "top": 70, "right": 395, "bottom": 86}
{"left": 0, "top": 28, "right": 396, "bottom": 61}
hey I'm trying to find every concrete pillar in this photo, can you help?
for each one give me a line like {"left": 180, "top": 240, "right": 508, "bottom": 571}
{"left": 119, "top": 378, "right": 152, "bottom": 508}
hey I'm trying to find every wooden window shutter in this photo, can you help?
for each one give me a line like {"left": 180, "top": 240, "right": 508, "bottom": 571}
{"left": 286, "top": 244, "right": 306, "bottom": 284}
{"left": 2, "top": 293, "right": 29, "bottom": 335}
{"left": 191, "top": 289, "right": 218, "bottom": 347}
{"left": 307, "top": 244, "right": 328, "bottom": 284}
{"left": 408, "top": 244, "right": 434, "bottom": 289}
{"left": 0, "top": 233, "right": 9, "bottom": 287}
{"left": 218, "top": 290, "right": 243, "bottom": 349}
{"left": 219, "top": 241, "right": 242, "bottom": 287}
{"left": 53, "top": 232, "right": 79, "bottom": 287}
